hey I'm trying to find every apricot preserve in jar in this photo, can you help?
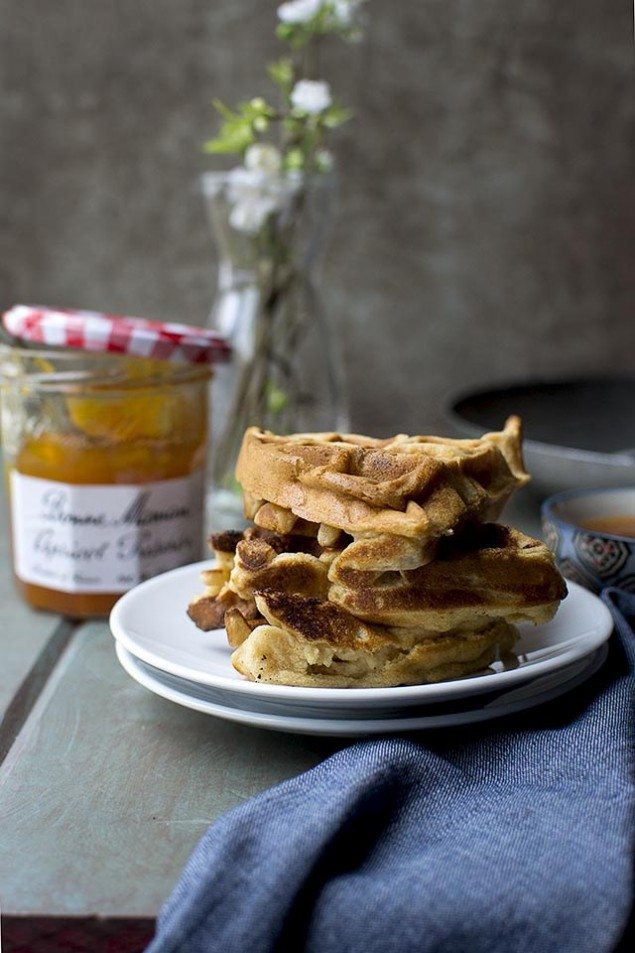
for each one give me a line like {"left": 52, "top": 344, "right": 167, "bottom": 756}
{"left": 0, "top": 309, "right": 226, "bottom": 618}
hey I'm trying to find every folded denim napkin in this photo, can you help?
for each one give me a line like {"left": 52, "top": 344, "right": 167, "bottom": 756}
{"left": 148, "top": 590, "right": 634, "bottom": 953}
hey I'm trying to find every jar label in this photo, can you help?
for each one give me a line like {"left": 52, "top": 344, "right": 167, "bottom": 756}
{"left": 10, "top": 471, "right": 205, "bottom": 593}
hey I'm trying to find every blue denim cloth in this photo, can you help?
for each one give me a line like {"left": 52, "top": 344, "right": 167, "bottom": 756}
{"left": 148, "top": 590, "right": 635, "bottom": 953}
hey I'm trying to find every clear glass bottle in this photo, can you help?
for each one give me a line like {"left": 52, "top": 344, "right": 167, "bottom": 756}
{"left": 0, "top": 347, "right": 211, "bottom": 617}
{"left": 201, "top": 169, "right": 349, "bottom": 523}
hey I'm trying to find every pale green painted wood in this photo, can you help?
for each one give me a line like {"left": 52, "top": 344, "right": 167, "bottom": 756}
{"left": 0, "top": 478, "right": 61, "bottom": 719}
{"left": 0, "top": 622, "right": 341, "bottom": 916}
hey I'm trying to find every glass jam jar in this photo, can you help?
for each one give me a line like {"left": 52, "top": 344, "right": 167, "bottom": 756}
{"left": 1, "top": 345, "right": 212, "bottom": 618}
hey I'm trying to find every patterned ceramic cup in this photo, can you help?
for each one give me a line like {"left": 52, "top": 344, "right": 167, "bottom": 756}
{"left": 541, "top": 487, "right": 635, "bottom": 594}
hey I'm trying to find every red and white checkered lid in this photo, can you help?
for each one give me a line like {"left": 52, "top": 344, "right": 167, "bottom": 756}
{"left": 2, "top": 305, "right": 231, "bottom": 365}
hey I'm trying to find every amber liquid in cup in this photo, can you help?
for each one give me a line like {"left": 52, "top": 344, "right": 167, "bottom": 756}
{"left": 577, "top": 516, "right": 635, "bottom": 539}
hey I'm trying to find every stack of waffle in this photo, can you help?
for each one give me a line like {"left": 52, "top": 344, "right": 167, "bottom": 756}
{"left": 188, "top": 418, "right": 567, "bottom": 687}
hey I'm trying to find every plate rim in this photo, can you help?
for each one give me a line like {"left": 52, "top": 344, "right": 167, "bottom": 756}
{"left": 109, "top": 566, "right": 613, "bottom": 704}
{"left": 118, "top": 641, "right": 606, "bottom": 720}
{"left": 115, "top": 642, "right": 608, "bottom": 736}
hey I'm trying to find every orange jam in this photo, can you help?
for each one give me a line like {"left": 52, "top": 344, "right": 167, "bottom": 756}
{"left": 4, "top": 353, "right": 210, "bottom": 618}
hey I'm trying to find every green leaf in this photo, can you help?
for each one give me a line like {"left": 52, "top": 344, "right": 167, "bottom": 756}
{"left": 238, "top": 97, "right": 276, "bottom": 122}
{"left": 265, "top": 382, "right": 289, "bottom": 414}
{"left": 267, "top": 56, "right": 294, "bottom": 89}
{"left": 203, "top": 94, "right": 279, "bottom": 155}
{"left": 212, "top": 99, "right": 237, "bottom": 121}
{"left": 248, "top": 97, "right": 268, "bottom": 113}
{"left": 275, "top": 20, "right": 315, "bottom": 50}
{"left": 202, "top": 116, "right": 254, "bottom": 154}
{"left": 284, "top": 147, "right": 305, "bottom": 171}
{"left": 276, "top": 23, "right": 295, "bottom": 42}
{"left": 322, "top": 104, "right": 353, "bottom": 128}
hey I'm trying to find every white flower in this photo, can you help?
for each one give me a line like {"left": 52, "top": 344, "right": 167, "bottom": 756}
{"left": 244, "top": 143, "right": 283, "bottom": 175}
{"left": 332, "top": 0, "right": 359, "bottom": 25}
{"left": 226, "top": 168, "right": 280, "bottom": 235}
{"left": 314, "top": 149, "right": 334, "bottom": 172}
{"left": 277, "top": 0, "right": 323, "bottom": 24}
{"left": 229, "top": 197, "right": 278, "bottom": 234}
{"left": 225, "top": 166, "right": 301, "bottom": 235}
{"left": 290, "top": 80, "right": 332, "bottom": 115}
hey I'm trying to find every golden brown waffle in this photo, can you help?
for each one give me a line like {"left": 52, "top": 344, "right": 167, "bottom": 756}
{"left": 187, "top": 528, "right": 327, "bottom": 632}
{"left": 230, "top": 591, "right": 517, "bottom": 688}
{"left": 229, "top": 538, "right": 330, "bottom": 602}
{"left": 186, "top": 531, "right": 235, "bottom": 629}
{"left": 188, "top": 522, "right": 566, "bottom": 640}
{"left": 187, "top": 588, "right": 258, "bottom": 632}
{"left": 249, "top": 502, "right": 439, "bottom": 572}
{"left": 236, "top": 417, "right": 528, "bottom": 543}
{"left": 188, "top": 419, "right": 568, "bottom": 689}
{"left": 328, "top": 524, "right": 567, "bottom": 630}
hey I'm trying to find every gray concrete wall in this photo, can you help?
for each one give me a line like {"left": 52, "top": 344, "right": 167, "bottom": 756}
{"left": 1, "top": 0, "right": 633, "bottom": 435}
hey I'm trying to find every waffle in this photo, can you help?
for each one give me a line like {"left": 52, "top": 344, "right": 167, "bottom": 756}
{"left": 189, "top": 523, "right": 564, "bottom": 632}
{"left": 236, "top": 417, "right": 528, "bottom": 544}
{"left": 186, "top": 531, "right": 234, "bottom": 630}
{"left": 250, "top": 503, "right": 440, "bottom": 572}
{"left": 186, "top": 530, "right": 256, "bottom": 631}
{"left": 188, "top": 419, "right": 567, "bottom": 690}
{"left": 186, "top": 528, "right": 326, "bottom": 633}
{"left": 189, "top": 522, "right": 564, "bottom": 680}
{"left": 328, "top": 524, "right": 567, "bottom": 630}
{"left": 229, "top": 538, "right": 329, "bottom": 602}
{"left": 230, "top": 591, "right": 517, "bottom": 688}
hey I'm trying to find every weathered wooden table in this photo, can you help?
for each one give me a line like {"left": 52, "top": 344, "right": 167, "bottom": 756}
{"left": 0, "top": 490, "right": 543, "bottom": 950}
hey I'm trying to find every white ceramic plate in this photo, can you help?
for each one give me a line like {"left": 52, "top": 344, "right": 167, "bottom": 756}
{"left": 109, "top": 563, "right": 613, "bottom": 710}
{"left": 115, "top": 642, "right": 606, "bottom": 722}
{"left": 115, "top": 642, "right": 608, "bottom": 736}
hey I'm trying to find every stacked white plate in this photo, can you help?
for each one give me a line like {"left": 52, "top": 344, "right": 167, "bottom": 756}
{"left": 110, "top": 564, "right": 614, "bottom": 736}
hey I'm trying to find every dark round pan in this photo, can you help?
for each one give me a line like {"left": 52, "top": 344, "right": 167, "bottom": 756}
{"left": 447, "top": 378, "right": 635, "bottom": 497}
